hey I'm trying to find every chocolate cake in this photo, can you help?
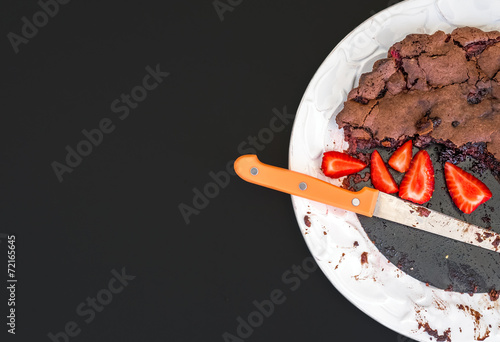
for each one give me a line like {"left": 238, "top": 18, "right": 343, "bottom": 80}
{"left": 336, "top": 27, "right": 500, "bottom": 175}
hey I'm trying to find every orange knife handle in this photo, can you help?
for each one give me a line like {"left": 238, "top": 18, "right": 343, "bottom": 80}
{"left": 234, "top": 155, "right": 379, "bottom": 217}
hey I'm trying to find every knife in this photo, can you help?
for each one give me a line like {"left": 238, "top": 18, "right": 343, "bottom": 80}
{"left": 234, "top": 154, "right": 500, "bottom": 253}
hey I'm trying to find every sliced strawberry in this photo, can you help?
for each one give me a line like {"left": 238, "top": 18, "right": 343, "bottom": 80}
{"left": 444, "top": 162, "right": 492, "bottom": 214}
{"left": 321, "top": 151, "right": 367, "bottom": 178}
{"left": 399, "top": 150, "right": 434, "bottom": 204}
{"left": 370, "top": 150, "right": 398, "bottom": 194}
{"left": 388, "top": 140, "right": 413, "bottom": 173}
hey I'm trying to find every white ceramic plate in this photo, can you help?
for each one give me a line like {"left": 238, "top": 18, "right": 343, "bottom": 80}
{"left": 289, "top": 0, "right": 500, "bottom": 341}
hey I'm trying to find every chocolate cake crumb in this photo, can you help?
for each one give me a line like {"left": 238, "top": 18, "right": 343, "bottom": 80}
{"left": 416, "top": 207, "right": 431, "bottom": 217}
{"left": 476, "top": 233, "right": 484, "bottom": 243}
{"left": 418, "top": 322, "right": 452, "bottom": 342}
{"left": 361, "top": 252, "right": 368, "bottom": 265}
{"left": 353, "top": 241, "right": 359, "bottom": 247}
{"left": 492, "top": 236, "right": 500, "bottom": 250}
{"left": 304, "top": 216, "right": 311, "bottom": 228}
{"left": 489, "top": 288, "right": 500, "bottom": 301}
{"left": 483, "top": 232, "right": 494, "bottom": 239}
{"left": 352, "top": 172, "right": 371, "bottom": 184}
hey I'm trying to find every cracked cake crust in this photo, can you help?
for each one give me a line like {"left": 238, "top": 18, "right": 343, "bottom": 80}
{"left": 336, "top": 27, "right": 500, "bottom": 173}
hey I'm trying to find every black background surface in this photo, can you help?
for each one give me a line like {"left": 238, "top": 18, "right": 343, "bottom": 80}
{"left": 1, "top": 0, "right": 417, "bottom": 341}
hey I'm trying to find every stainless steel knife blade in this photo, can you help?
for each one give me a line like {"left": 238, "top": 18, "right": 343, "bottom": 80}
{"left": 373, "top": 192, "right": 500, "bottom": 253}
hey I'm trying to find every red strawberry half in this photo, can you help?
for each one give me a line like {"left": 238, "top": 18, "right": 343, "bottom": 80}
{"left": 370, "top": 150, "right": 398, "bottom": 194}
{"left": 444, "top": 162, "right": 492, "bottom": 214}
{"left": 399, "top": 150, "right": 434, "bottom": 204}
{"left": 388, "top": 140, "right": 413, "bottom": 173}
{"left": 321, "top": 151, "right": 367, "bottom": 178}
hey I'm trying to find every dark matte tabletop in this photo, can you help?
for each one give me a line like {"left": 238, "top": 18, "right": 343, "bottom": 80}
{"left": 2, "top": 0, "right": 415, "bottom": 341}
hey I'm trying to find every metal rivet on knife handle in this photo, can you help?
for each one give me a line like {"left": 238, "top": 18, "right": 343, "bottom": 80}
{"left": 299, "top": 182, "right": 307, "bottom": 190}
{"left": 250, "top": 167, "right": 258, "bottom": 176}
{"left": 352, "top": 198, "right": 360, "bottom": 207}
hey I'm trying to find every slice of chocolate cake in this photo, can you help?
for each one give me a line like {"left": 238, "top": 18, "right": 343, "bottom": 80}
{"left": 336, "top": 27, "right": 500, "bottom": 175}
